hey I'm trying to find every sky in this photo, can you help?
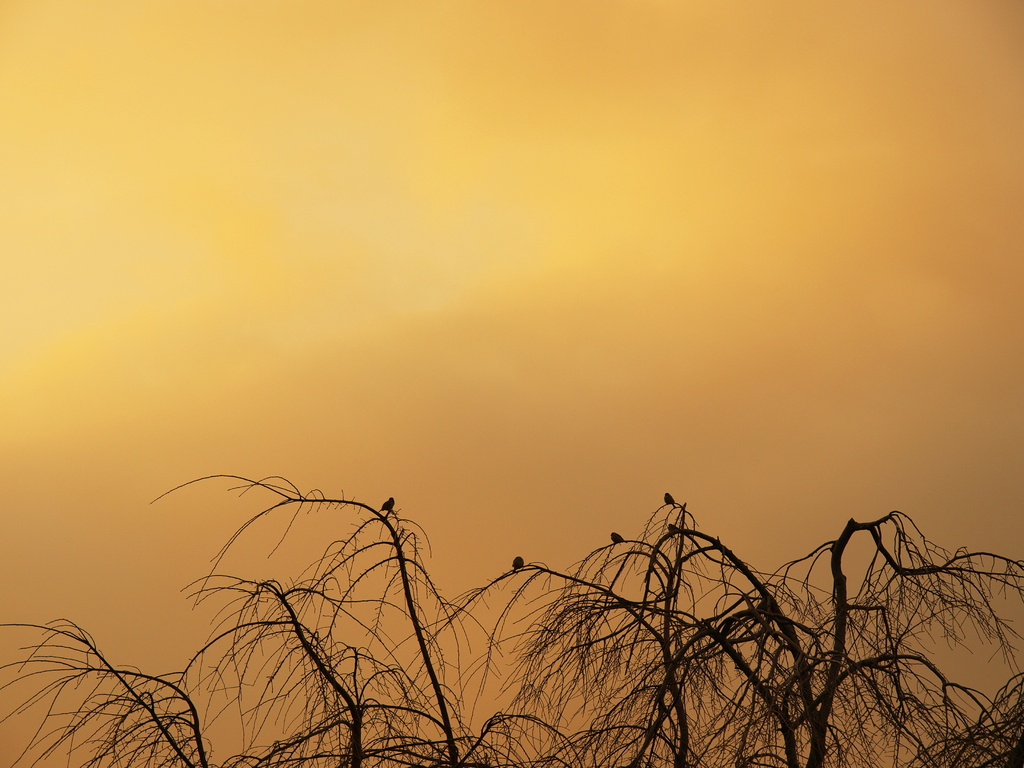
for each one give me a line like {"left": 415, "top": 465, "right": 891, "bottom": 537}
{"left": 2, "top": 0, "right": 1024, "bottom": 757}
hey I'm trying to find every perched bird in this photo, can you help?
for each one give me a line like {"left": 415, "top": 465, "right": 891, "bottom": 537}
{"left": 381, "top": 497, "right": 395, "bottom": 513}
{"left": 667, "top": 523, "right": 681, "bottom": 534}
{"left": 664, "top": 492, "right": 675, "bottom": 506}
{"left": 512, "top": 556, "right": 525, "bottom": 570}
{"left": 610, "top": 532, "right": 624, "bottom": 544}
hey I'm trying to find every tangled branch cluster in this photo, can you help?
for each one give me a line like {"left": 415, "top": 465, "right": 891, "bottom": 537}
{"left": 3, "top": 476, "right": 1023, "bottom": 768}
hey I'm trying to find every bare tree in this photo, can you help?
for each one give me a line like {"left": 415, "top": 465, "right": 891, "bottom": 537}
{"left": 469, "top": 501, "right": 1024, "bottom": 768}
{"left": 3, "top": 477, "right": 1024, "bottom": 768}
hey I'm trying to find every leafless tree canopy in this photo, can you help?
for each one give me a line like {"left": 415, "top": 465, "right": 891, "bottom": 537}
{"left": 4, "top": 476, "right": 1024, "bottom": 768}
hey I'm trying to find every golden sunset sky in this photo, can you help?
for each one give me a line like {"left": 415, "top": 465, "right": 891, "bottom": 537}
{"left": 1, "top": 1, "right": 1023, "bottom": 752}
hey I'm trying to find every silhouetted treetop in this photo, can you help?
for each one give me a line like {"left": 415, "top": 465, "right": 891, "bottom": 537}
{"left": 3, "top": 475, "right": 1023, "bottom": 768}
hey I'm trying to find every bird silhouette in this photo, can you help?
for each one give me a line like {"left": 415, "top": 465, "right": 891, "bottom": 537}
{"left": 512, "top": 556, "right": 525, "bottom": 570}
{"left": 610, "top": 532, "right": 624, "bottom": 543}
{"left": 664, "top": 492, "right": 675, "bottom": 506}
{"left": 667, "top": 523, "right": 681, "bottom": 534}
{"left": 381, "top": 497, "right": 395, "bottom": 513}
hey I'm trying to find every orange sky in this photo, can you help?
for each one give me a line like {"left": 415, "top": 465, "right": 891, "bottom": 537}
{"left": 2, "top": 2, "right": 1024, "bottom": 757}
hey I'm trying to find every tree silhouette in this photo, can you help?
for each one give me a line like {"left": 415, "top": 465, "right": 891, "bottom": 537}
{"left": 3, "top": 476, "right": 1024, "bottom": 767}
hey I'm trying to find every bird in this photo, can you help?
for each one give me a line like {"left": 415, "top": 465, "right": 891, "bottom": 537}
{"left": 610, "top": 532, "right": 624, "bottom": 543}
{"left": 380, "top": 497, "right": 395, "bottom": 513}
{"left": 512, "top": 556, "right": 525, "bottom": 570}
{"left": 664, "top": 492, "right": 675, "bottom": 506}
{"left": 667, "top": 523, "right": 681, "bottom": 534}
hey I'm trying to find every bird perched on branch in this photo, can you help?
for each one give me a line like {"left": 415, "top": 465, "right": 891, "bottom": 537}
{"left": 611, "top": 532, "right": 624, "bottom": 543}
{"left": 381, "top": 497, "right": 395, "bottom": 513}
{"left": 512, "top": 556, "right": 525, "bottom": 570}
{"left": 667, "top": 523, "right": 681, "bottom": 534}
{"left": 664, "top": 492, "right": 675, "bottom": 506}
